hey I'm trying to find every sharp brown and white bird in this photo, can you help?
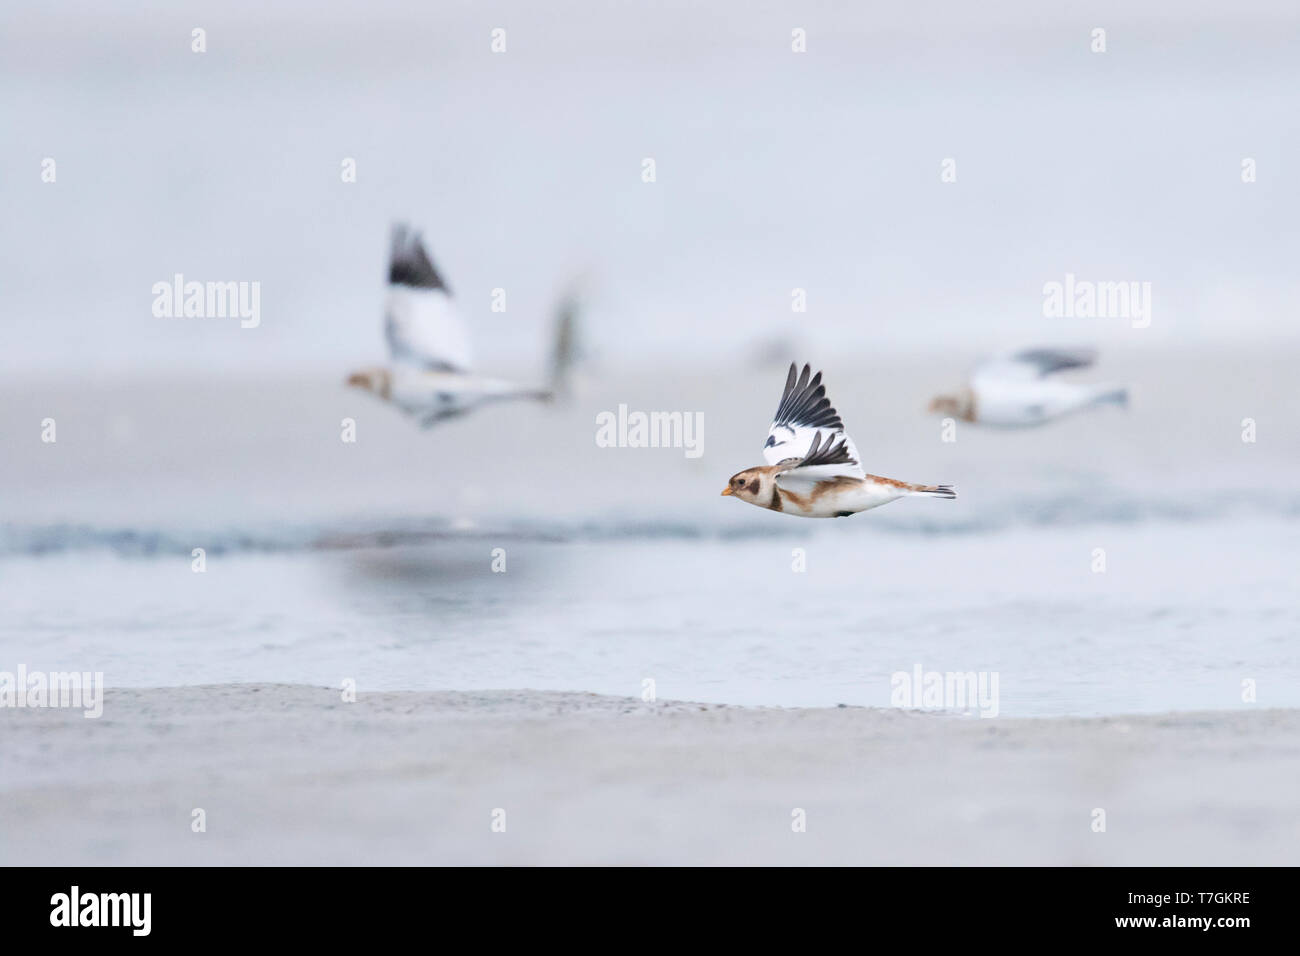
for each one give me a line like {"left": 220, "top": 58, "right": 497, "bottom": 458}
{"left": 722, "top": 363, "right": 956, "bottom": 518}
{"left": 928, "top": 347, "right": 1128, "bottom": 428}
{"left": 346, "top": 223, "right": 567, "bottom": 428}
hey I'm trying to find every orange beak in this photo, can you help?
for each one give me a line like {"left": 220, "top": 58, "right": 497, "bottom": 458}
{"left": 720, "top": 486, "right": 733, "bottom": 496}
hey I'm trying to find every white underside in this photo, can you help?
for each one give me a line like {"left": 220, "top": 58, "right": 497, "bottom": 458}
{"left": 389, "top": 370, "right": 547, "bottom": 423}
{"left": 775, "top": 478, "right": 911, "bottom": 518}
{"left": 973, "top": 380, "right": 1123, "bottom": 427}
{"left": 385, "top": 286, "right": 475, "bottom": 372}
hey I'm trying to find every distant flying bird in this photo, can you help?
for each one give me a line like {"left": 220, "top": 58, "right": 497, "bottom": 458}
{"left": 346, "top": 223, "right": 569, "bottom": 428}
{"left": 722, "top": 363, "right": 956, "bottom": 518}
{"left": 928, "top": 348, "right": 1128, "bottom": 428}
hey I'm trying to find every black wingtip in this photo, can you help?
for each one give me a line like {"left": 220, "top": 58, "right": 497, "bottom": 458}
{"left": 797, "top": 429, "right": 858, "bottom": 469}
{"left": 773, "top": 363, "right": 844, "bottom": 432}
{"left": 1014, "top": 347, "right": 1097, "bottom": 376}
{"left": 389, "top": 222, "right": 450, "bottom": 291}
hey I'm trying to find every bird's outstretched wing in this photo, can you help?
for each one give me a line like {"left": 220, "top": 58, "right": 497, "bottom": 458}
{"left": 972, "top": 348, "right": 1096, "bottom": 385}
{"left": 547, "top": 281, "right": 583, "bottom": 400}
{"left": 384, "top": 223, "right": 474, "bottom": 373}
{"left": 762, "top": 364, "right": 864, "bottom": 478}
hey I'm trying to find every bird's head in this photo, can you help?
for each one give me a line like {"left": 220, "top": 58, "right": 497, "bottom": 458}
{"left": 721, "top": 468, "right": 769, "bottom": 504}
{"left": 928, "top": 392, "right": 972, "bottom": 420}
{"left": 345, "top": 367, "right": 391, "bottom": 399}
{"left": 928, "top": 394, "right": 959, "bottom": 415}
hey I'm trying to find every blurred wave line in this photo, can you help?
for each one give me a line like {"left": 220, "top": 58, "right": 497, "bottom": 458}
{"left": 3, "top": 489, "right": 1297, "bottom": 558}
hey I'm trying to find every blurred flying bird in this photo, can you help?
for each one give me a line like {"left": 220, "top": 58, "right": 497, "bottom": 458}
{"left": 722, "top": 363, "right": 956, "bottom": 518}
{"left": 346, "top": 223, "right": 572, "bottom": 428}
{"left": 928, "top": 348, "right": 1128, "bottom": 427}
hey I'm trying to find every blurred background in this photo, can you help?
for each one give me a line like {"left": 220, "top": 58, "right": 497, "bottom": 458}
{"left": 4, "top": 0, "right": 1299, "bottom": 376}
{"left": 1, "top": 0, "right": 1298, "bottom": 715}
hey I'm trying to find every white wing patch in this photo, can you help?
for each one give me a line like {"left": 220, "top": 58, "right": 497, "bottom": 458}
{"left": 383, "top": 223, "right": 475, "bottom": 373}
{"left": 385, "top": 286, "right": 474, "bottom": 373}
{"left": 762, "top": 364, "right": 864, "bottom": 479}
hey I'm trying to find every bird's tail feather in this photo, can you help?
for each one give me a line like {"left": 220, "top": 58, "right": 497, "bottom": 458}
{"left": 547, "top": 283, "right": 583, "bottom": 400}
{"left": 909, "top": 483, "right": 957, "bottom": 499}
{"left": 1094, "top": 386, "right": 1128, "bottom": 409}
{"left": 489, "top": 387, "right": 554, "bottom": 406}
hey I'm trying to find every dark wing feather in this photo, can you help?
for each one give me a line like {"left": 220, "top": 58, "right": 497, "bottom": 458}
{"left": 775, "top": 430, "right": 858, "bottom": 473}
{"left": 1011, "top": 348, "right": 1097, "bottom": 377}
{"left": 771, "top": 363, "right": 844, "bottom": 431}
{"left": 797, "top": 430, "right": 857, "bottom": 468}
{"left": 389, "top": 223, "right": 450, "bottom": 291}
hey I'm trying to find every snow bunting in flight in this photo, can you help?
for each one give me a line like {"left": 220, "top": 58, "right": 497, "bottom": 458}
{"left": 928, "top": 348, "right": 1128, "bottom": 428}
{"left": 346, "top": 224, "right": 567, "bottom": 428}
{"left": 722, "top": 364, "right": 956, "bottom": 518}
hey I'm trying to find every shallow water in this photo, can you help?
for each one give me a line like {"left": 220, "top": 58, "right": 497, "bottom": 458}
{"left": 2, "top": 518, "right": 1295, "bottom": 717}
{"left": 2, "top": 356, "right": 1297, "bottom": 717}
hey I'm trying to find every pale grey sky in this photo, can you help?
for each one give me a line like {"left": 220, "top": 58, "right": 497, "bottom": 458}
{"left": 3, "top": 0, "right": 1298, "bottom": 375}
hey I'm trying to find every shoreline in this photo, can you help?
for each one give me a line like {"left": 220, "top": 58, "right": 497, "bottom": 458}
{"left": 2, "top": 684, "right": 1297, "bottom": 865}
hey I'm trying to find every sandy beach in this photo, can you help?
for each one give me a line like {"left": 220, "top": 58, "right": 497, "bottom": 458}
{"left": 2, "top": 684, "right": 1296, "bottom": 866}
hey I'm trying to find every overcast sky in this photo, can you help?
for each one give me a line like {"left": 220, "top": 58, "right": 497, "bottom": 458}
{"left": 4, "top": 0, "right": 1298, "bottom": 375}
